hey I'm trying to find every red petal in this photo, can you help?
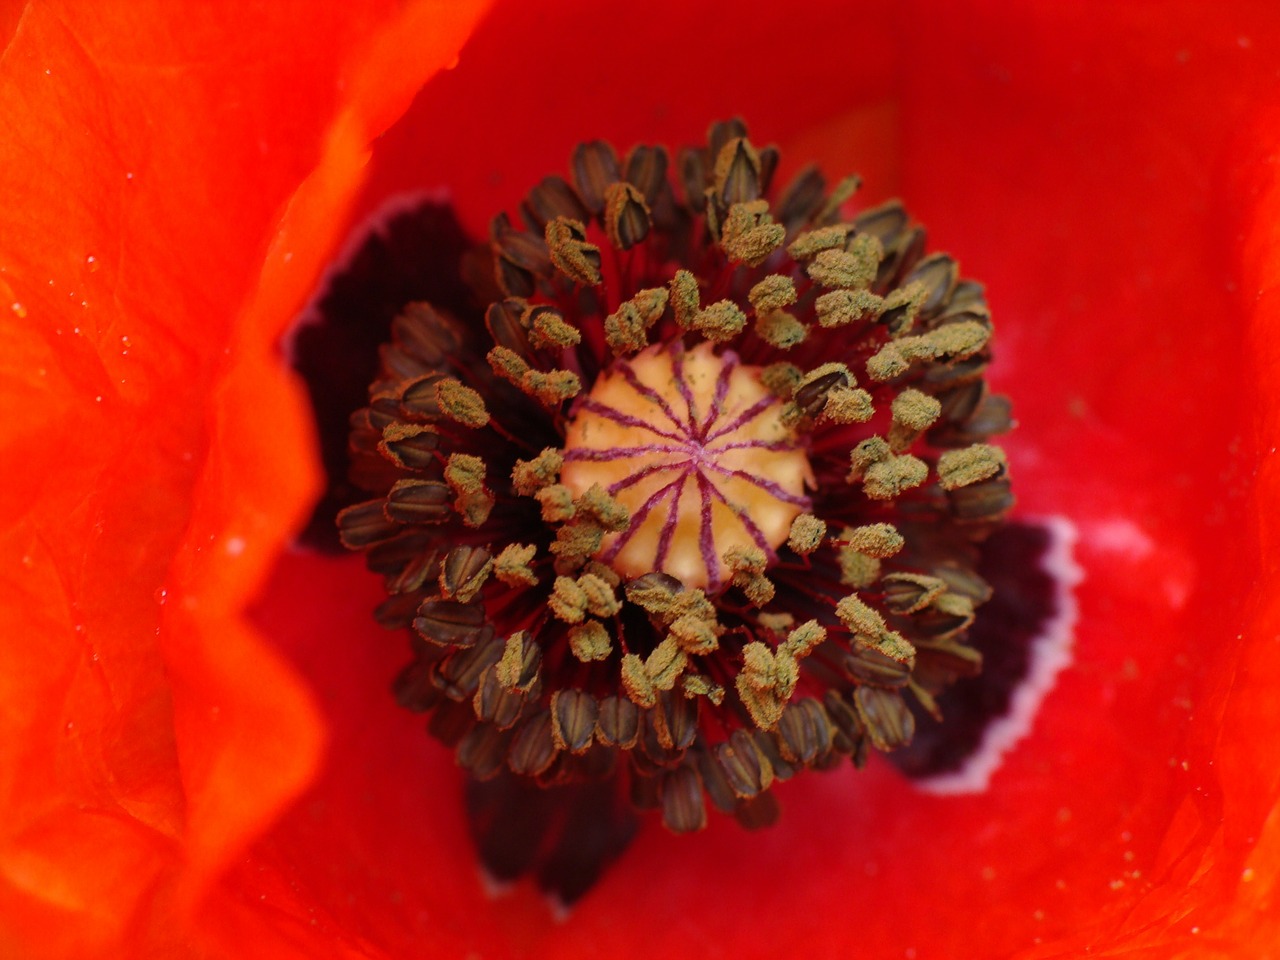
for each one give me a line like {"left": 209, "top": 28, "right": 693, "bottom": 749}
{"left": 242, "top": 2, "right": 1280, "bottom": 957}
{"left": 0, "top": 2, "right": 488, "bottom": 955}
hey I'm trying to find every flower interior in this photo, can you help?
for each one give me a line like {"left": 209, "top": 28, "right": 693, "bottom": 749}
{"left": 337, "top": 119, "right": 1013, "bottom": 835}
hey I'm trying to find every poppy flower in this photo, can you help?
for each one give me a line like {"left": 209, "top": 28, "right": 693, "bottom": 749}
{"left": 2, "top": 0, "right": 1278, "bottom": 957}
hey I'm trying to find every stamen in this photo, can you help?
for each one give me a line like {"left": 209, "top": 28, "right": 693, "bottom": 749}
{"left": 938, "top": 443, "right": 1008, "bottom": 489}
{"left": 545, "top": 217, "right": 602, "bottom": 285}
{"left": 748, "top": 275, "right": 798, "bottom": 314}
{"left": 787, "top": 514, "right": 827, "bottom": 555}
{"left": 605, "top": 287, "right": 669, "bottom": 355}
{"left": 720, "top": 200, "right": 786, "bottom": 266}
{"left": 493, "top": 543, "right": 538, "bottom": 586}
{"left": 568, "top": 620, "right": 612, "bottom": 662}
{"left": 603, "top": 182, "right": 652, "bottom": 250}
{"left": 444, "top": 454, "right": 493, "bottom": 527}
{"left": 434, "top": 378, "right": 489, "bottom": 427}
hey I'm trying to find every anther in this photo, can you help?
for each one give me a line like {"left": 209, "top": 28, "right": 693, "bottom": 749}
{"left": 604, "top": 181, "right": 652, "bottom": 250}
{"left": 748, "top": 275, "right": 797, "bottom": 314}
{"left": 787, "top": 514, "right": 827, "bottom": 555}
{"left": 545, "top": 217, "right": 603, "bottom": 285}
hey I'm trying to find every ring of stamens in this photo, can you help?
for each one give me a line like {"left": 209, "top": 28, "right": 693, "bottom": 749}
{"left": 338, "top": 119, "right": 1014, "bottom": 835}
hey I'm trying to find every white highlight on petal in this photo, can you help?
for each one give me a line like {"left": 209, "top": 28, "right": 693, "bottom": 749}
{"left": 917, "top": 515, "right": 1082, "bottom": 796}
{"left": 1088, "top": 517, "right": 1154, "bottom": 560}
{"left": 1087, "top": 516, "right": 1192, "bottom": 611}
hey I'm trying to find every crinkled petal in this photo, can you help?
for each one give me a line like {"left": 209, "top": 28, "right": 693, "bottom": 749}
{"left": 0, "top": 1, "right": 489, "bottom": 955}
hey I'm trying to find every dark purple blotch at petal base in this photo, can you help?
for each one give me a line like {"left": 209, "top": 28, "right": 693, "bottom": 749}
{"left": 291, "top": 201, "right": 480, "bottom": 550}
{"left": 466, "top": 772, "right": 639, "bottom": 907}
{"left": 891, "top": 520, "right": 1058, "bottom": 778}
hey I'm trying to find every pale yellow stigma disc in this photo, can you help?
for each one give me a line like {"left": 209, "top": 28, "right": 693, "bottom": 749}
{"left": 560, "top": 342, "right": 813, "bottom": 591}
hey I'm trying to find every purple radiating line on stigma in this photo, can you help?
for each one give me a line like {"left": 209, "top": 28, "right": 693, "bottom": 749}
{"left": 601, "top": 474, "right": 688, "bottom": 562}
{"left": 694, "top": 471, "right": 721, "bottom": 592}
{"left": 705, "top": 394, "right": 777, "bottom": 442}
{"left": 563, "top": 443, "right": 689, "bottom": 462}
{"left": 653, "top": 473, "right": 690, "bottom": 572}
{"left": 699, "top": 352, "right": 738, "bottom": 438}
{"left": 575, "top": 398, "right": 687, "bottom": 443}
{"left": 669, "top": 347, "right": 700, "bottom": 432}
{"left": 616, "top": 360, "right": 686, "bottom": 433}
{"left": 707, "top": 438, "right": 796, "bottom": 453}
{"left": 704, "top": 479, "right": 776, "bottom": 559}
{"left": 606, "top": 457, "right": 688, "bottom": 495}
{"left": 703, "top": 462, "right": 811, "bottom": 506}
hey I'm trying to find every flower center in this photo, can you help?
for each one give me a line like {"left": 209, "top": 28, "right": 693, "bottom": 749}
{"left": 560, "top": 341, "right": 812, "bottom": 591}
{"left": 334, "top": 118, "right": 1017, "bottom": 864}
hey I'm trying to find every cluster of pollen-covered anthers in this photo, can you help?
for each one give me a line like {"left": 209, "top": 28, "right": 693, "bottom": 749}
{"left": 338, "top": 120, "right": 1013, "bottom": 833}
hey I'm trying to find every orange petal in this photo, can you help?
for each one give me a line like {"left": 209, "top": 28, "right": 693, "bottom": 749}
{"left": 1220, "top": 96, "right": 1280, "bottom": 949}
{"left": 0, "top": 1, "right": 489, "bottom": 955}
